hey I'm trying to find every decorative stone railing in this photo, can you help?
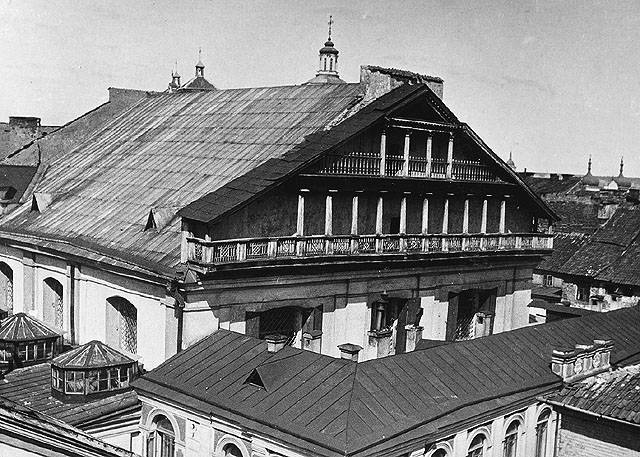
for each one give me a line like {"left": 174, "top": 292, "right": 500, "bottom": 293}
{"left": 186, "top": 233, "right": 553, "bottom": 267}
{"left": 318, "top": 154, "right": 499, "bottom": 182}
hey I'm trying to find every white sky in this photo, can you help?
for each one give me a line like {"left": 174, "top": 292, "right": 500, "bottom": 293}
{"left": 2, "top": 0, "right": 640, "bottom": 175}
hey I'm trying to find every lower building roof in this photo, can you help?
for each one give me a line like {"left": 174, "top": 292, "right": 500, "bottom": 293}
{"left": 0, "top": 362, "right": 139, "bottom": 427}
{"left": 134, "top": 306, "right": 640, "bottom": 457}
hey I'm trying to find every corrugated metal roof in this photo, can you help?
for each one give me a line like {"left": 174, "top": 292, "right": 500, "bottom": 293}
{"left": 0, "top": 313, "right": 62, "bottom": 341}
{"left": 135, "top": 306, "right": 640, "bottom": 456}
{"left": 52, "top": 340, "right": 134, "bottom": 369}
{"left": 0, "top": 84, "right": 362, "bottom": 272}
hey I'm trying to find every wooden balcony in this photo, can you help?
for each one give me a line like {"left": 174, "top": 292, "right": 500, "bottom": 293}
{"left": 318, "top": 153, "right": 499, "bottom": 182}
{"left": 186, "top": 233, "right": 553, "bottom": 268}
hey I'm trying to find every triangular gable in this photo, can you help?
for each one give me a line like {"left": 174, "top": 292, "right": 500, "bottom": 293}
{"left": 179, "top": 83, "right": 557, "bottom": 225}
{"left": 144, "top": 207, "right": 178, "bottom": 232}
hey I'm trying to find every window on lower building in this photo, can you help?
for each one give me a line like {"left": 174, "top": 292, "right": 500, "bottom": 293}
{"left": 0, "top": 262, "right": 13, "bottom": 315}
{"left": 543, "top": 275, "right": 553, "bottom": 287}
{"left": 43, "top": 277, "right": 64, "bottom": 330}
{"left": 246, "top": 307, "right": 297, "bottom": 346}
{"left": 503, "top": 420, "right": 519, "bottom": 457}
{"left": 466, "top": 434, "right": 486, "bottom": 457}
{"left": 576, "top": 285, "right": 590, "bottom": 302}
{"left": 432, "top": 449, "right": 448, "bottom": 457}
{"left": 147, "top": 415, "right": 175, "bottom": 457}
{"left": 223, "top": 444, "right": 243, "bottom": 457}
{"left": 106, "top": 297, "right": 137, "bottom": 354}
{"left": 535, "top": 410, "right": 551, "bottom": 457}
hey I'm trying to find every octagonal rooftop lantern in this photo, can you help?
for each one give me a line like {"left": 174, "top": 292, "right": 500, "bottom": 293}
{"left": 0, "top": 312, "right": 63, "bottom": 373}
{"left": 51, "top": 340, "right": 139, "bottom": 401}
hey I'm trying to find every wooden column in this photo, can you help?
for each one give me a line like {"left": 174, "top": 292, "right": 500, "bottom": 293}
{"left": 297, "top": 190, "right": 308, "bottom": 236}
{"left": 425, "top": 133, "right": 433, "bottom": 177}
{"left": 402, "top": 131, "right": 411, "bottom": 176}
{"left": 442, "top": 197, "right": 449, "bottom": 234}
{"left": 376, "top": 194, "right": 384, "bottom": 234}
{"left": 422, "top": 195, "right": 430, "bottom": 234}
{"left": 351, "top": 193, "right": 360, "bottom": 235}
{"left": 446, "top": 133, "right": 454, "bottom": 179}
{"left": 400, "top": 194, "right": 408, "bottom": 234}
{"left": 499, "top": 198, "right": 507, "bottom": 233}
{"left": 379, "top": 130, "right": 387, "bottom": 176}
{"left": 462, "top": 197, "right": 470, "bottom": 233}
{"left": 481, "top": 197, "right": 489, "bottom": 234}
{"left": 325, "top": 191, "right": 336, "bottom": 236}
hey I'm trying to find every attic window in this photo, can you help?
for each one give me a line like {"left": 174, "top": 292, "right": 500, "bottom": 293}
{"left": 245, "top": 369, "right": 264, "bottom": 389}
{"left": 0, "top": 186, "right": 16, "bottom": 201}
{"left": 31, "top": 192, "right": 52, "bottom": 212}
{"left": 144, "top": 210, "right": 157, "bottom": 232}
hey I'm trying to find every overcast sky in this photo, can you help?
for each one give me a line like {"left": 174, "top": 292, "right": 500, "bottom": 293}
{"left": 2, "top": 0, "right": 639, "bottom": 175}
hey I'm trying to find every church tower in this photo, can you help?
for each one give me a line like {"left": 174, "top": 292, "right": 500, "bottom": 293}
{"left": 306, "top": 16, "right": 346, "bottom": 85}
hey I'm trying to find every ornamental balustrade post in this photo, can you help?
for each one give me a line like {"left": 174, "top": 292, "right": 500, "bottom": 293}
{"left": 237, "top": 242, "right": 247, "bottom": 261}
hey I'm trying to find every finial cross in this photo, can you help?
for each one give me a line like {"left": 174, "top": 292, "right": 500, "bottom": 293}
{"left": 328, "top": 15, "right": 333, "bottom": 40}
{"left": 199, "top": 47, "right": 202, "bottom": 60}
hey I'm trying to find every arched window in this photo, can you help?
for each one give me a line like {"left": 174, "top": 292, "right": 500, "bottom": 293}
{"left": 223, "top": 443, "right": 243, "bottom": 457}
{"left": 0, "top": 262, "right": 13, "bottom": 316}
{"left": 535, "top": 410, "right": 551, "bottom": 457}
{"left": 43, "top": 278, "right": 63, "bottom": 329}
{"left": 106, "top": 297, "right": 137, "bottom": 354}
{"left": 467, "top": 434, "right": 486, "bottom": 457}
{"left": 329, "top": 58, "right": 334, "bottom": 72}
{"left": 432, "top": 449, "right": 448, "bottom": 457}
{"left": 503, "top": 420, "right": 520, "bottom": 457}
{"left": 147, "top": 415, "right": 175, "bottom": 457}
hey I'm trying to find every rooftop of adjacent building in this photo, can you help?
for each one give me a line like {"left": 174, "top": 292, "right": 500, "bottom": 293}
{"left": 134, "top": 306, "right": 640, "bottom": 456}
{"left": 546, "top": 363, "right": 640, "bottom": 426}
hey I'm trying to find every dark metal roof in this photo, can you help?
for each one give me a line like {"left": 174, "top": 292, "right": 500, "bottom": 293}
{"left": 134, "top": 306, "right": 640, "bottom": 457}
{"left": 180, "top": 76, "right": 217, "bottom": 91}
{"left": 0, "top": 313, "right": 62, "bottom": 341}
{"left": 0, "top": 362, "right": 139, "bottom": 427}
{"left": 537, "top": 232, "right": 589, "bottom": 273}
{"left": 52, "top": 340, "right": 135, "bottom": 369}
{"left": 528, "top": 300, "right": 596, "bottom": 316}
{"left": 522, "top": 175, "right": 583, "bottom": 196}
{"left": 547, "top": 368, "right": 640, "bottom": 426}
{"left": 546, "top": 200, "right": 602, "bottom": 234}
{"left": 0, "top": 84, "right": 363, "bottom": 273}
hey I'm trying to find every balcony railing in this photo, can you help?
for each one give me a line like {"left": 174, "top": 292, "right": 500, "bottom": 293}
{"left": 186, "top": 233, "right": 553, "bottom": 267}
{"left": 319, "top": 154, "right": 499, "bottom": 182}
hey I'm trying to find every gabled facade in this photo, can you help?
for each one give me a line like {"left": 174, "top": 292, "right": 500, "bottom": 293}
{"left": 0, "top": 37, "right": 555, "bottom": 368}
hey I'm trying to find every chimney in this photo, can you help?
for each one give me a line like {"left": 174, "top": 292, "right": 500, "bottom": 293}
{"left": 337, "top": 343, "right": 362, "bottom": 362}
{"left": 474, "top": 311, "right": 494, "bottom": 338}
{"left": 551, "top": 339, "right": 613, "bottom": 383}
{"left": 265, "top": 334, "right": 288, "bottom": 353}
{"left": 359, "top": 65, "right": 444, "bottom": 106}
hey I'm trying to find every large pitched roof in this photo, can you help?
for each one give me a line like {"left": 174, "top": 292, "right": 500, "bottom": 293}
{"left": 134, "top": 306, "right": 640, "bottom": 457}
{"left": 547, "top": 366, "right": 640, "bottom": 426}
{"left": 554, "top": 206, "right": 640, "bottom": 284}
{"left": 0, "top": 84, "right": 363, "bottom": 277}
{"left": 0, "top": 362, "right": 139, "bottom": 427}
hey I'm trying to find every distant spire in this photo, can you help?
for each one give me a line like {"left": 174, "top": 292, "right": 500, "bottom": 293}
{"left": 582, "top": 155, "right": 599, "bottom": 187}
{"left": 195, "top": 48, "right": 205, "bottom": 77}
{"left": 328, "top": 15, "right": 333, "bottom": 40}
{"left": 587, "top": 155, "right": 592, "bottom": 174}
{"left": 619, "top": 156, "right": 624, "bottom": 177}
{"left": 168, "top": 61, "right": 181, "bottom": 93}
{"left": 506, "top": 149, "right": 516, "bottom": 170}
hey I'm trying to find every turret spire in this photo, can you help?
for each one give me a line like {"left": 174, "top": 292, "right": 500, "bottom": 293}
{"left": 305, "top": 16, "right": 346, "bottom": 85}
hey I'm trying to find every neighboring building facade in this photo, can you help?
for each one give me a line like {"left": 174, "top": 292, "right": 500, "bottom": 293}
{"left": 546, "top": 360, "right": 640, "bottom": 456}
{"left": 132, "top": 306, "right": 640, "bottom": 457}
{"left": 523, "top": 160, "right": 640, "bottom": 320}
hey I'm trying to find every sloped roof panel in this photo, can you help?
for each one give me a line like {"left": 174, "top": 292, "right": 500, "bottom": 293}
{"left": 0, "top": 84, "right": 362, "bottom": 272}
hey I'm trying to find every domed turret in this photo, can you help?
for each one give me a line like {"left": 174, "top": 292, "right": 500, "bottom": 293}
{"left": 614, "top": 157, "right": 632, "bottom": 189}
{"left": 306, "top": 16, "right": 346, "bottom": 85}
{"left": 582, "top": 156, "right": 599, "bottom": 187}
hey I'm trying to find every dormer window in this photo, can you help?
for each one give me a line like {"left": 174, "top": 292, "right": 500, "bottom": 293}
{"left": 50, "top": 340, "right": 139, "bottom": 401}
{"left": 0, "top": 313, "right": 63, "bottom": 373}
